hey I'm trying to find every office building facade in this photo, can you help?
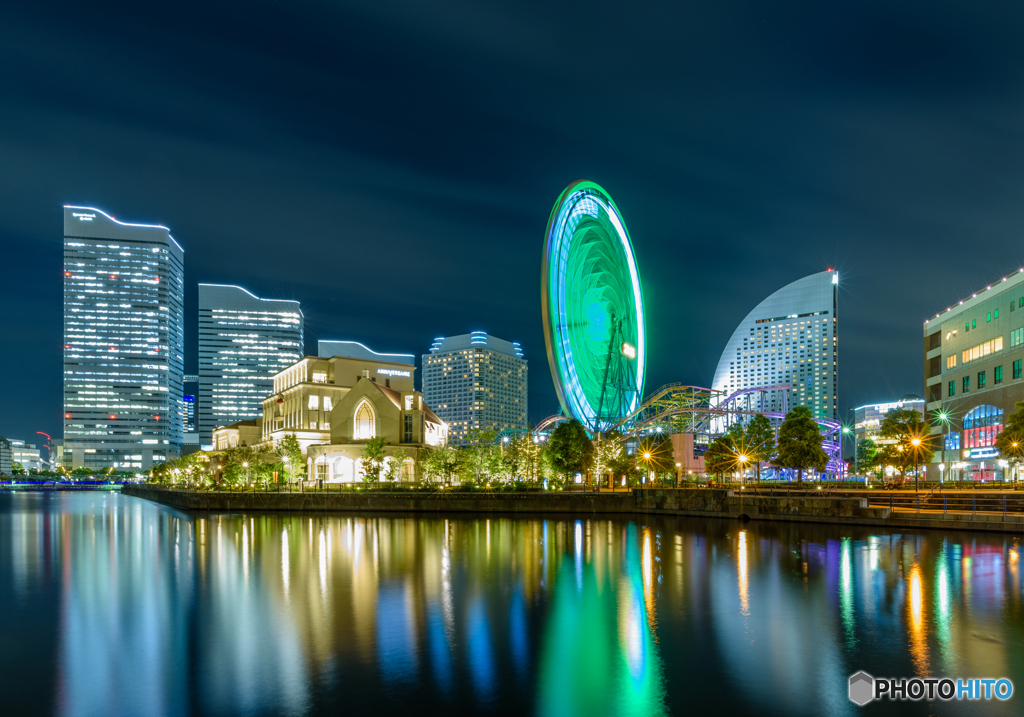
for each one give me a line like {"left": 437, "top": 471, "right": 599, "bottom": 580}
{"left": 924, "top": 268, "right": 1024, "bottom": 480}
{"left": 198, "top": 284, "right": 303, "bottom": 446}
{"left": 63, "top": 206, "right": 184, "bottom": 471}
{"left": 422, "top": 332, "right": 528, "bottom": 444}
{"left": 0, "top": 436, "right": 11, "bottom": 475}
{"left": 10, "top": 440, "right": 46, "bottom": 472}
{"left": 853, "top": 395, "right": 925, "bottom": 446}
{"left": 712, "top": 270, "right": 839, "bottom": 421}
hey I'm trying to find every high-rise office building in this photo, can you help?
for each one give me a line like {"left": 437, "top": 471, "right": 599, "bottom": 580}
{"left": 422, "top": 332, "right": 527, "bottom": 444}
{"left": 183, "top": 374, "right": 198, "bottom": 434}
{"left": 63, "top": 206, "right": 184, "bottom": 471}
{"left": 712, "top": 270, "right": 839, "bottom": 420}
{"left": 198, "top": 284, "right": 303, "bottom": 445}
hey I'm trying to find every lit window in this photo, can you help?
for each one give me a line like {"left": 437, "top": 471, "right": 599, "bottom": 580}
{"left": 354, "top": 400, "right": 375, "bottom": 439}
{"left": 308, "top": 395, "right": 319, "bottom": 410}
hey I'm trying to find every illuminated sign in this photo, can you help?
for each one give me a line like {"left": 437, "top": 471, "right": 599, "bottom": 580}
{"left": 621, "top": 342, "right": 636, "bottom": 359}
{"left": 73, "top": 212, "right": 96, "bottom": 221}
{"left": 378, "top": 368, "right": 411, "bottom": 377}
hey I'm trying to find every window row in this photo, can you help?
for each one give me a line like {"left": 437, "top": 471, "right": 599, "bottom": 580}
{"left": 949, "top": 360, "right": 1021, "bottom": 396}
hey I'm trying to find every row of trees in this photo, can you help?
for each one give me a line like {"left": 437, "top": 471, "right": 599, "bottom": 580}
{"left": 416, "top": 424, "right": 668, "bottom": 487}
{"left": 705, "top": 407, "right": 830, "bottom": 484}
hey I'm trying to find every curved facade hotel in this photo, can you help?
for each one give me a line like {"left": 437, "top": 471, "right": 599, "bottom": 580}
{"left": 62, "top": 206, "right": 185, "bottom": 471}
{"left": 712, "top": 270, "right": 838, "bottom": 421}
{"left": 198, "top": 284, "right": 303, "bottom": 446}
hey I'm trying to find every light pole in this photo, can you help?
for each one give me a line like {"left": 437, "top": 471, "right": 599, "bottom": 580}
{"left": 738, "top": 454, "right": 748, "bottom": 485}
{"left": 243, "top": 461, "right": 249, "bottom": 487}
{"left": 841, "top": 425, "right": 854, "bottom": 483}
{"left": 939, "top": 462, "right": 945, "bottom": 486}
{"left": 911, "top": 437, "right": 922, "bottom": 493}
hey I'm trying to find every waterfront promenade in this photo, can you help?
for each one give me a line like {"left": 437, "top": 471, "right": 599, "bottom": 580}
{"left": 123, "top": 484, "right": 1024, "bottom": 534}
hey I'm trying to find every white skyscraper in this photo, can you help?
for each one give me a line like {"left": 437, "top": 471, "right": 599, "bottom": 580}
{"left": 198, "top": 284, "right": 303, "bottom": 445}
{"left": 62, "top": 206, "right": 184, "bottom": 471}
{"left": 712, "top": 270, "right": 838, "bottom": 421}
{"left": 422, "top": 332, "right": 527, "bottom": 444}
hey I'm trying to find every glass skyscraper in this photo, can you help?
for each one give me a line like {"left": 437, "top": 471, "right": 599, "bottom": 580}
{"left": 63, "top": 206, "right": 185, "bottom": 471}
{"left": 712, "top": 270, "right": 838, "bottom": 421}
{"left": 422, "top": 332, "right": 527, "bottom": 444}
{"left": 198, "top": 284, "right": 303, "bottom": 445}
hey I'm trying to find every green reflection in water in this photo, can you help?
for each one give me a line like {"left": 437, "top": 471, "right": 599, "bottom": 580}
{"left": 840, "top": 537, "right": 856, "bottom": 649}
{"left": 538, "top": 524, "right": 667, "bottom": 717}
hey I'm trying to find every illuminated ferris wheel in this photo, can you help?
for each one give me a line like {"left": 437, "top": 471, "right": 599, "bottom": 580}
{"left": 541, "top": 180, "right": 646, "bottom": 432}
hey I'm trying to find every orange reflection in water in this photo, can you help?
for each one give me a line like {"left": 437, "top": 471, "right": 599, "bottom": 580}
{"left": 737, "top": 531, "right": 749, "bottom": 617}
{"left": 908, "top": 564, "right": 930, "bottom": 675}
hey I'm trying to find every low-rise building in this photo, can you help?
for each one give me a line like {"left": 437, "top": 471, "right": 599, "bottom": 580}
{"left": 853, "top": 395, "right": 925, "bottom": 446}
{"left": 924, "top": 268, "right": 1024, "bottom": 481}
{"left": 9, "top": 440, "right": 46, "bottom": 472}
{"left": 307, "top": 379, "right": 447, "bottom": 482}
{"left": 211, "top": 419, "right": 263, "bottom": 451}
{"left": 0, "top": 436, "right": 11, "bottom": 475}
{"left": 261, "top": 345, "right": 447, "bottom": 481}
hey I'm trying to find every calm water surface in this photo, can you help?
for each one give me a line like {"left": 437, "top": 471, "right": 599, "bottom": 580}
{"left": 2, "top": 492, "right": 1022, "bottom": 716}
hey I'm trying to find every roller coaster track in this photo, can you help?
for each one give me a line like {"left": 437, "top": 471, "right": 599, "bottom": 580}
{"left": 536, "top": 383, "right": 842, "bottom": 471}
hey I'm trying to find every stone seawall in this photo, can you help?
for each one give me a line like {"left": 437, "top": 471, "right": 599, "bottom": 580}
{"left": 123, "top": 485, "right": 1024, "bottom": 533}
{"left": 634, "top": 488, "right": 891, "bottom": 520}
{"left": 122, "top": 484, "right": 634, "bottom": 514}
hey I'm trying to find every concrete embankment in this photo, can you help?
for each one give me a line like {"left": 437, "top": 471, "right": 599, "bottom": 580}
{"left": 122, "top": 483, "right": 634, "bottom": 514}
{"left": 123, "top": 485, "right": 1024, "bottom": 533}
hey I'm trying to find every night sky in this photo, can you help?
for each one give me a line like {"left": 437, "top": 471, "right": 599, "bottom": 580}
{"left": 4, "top": 1, "right": 1024, "bottom": 446}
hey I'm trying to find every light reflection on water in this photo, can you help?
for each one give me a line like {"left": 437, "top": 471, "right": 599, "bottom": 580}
{"left": 1, "top": 492, "right": 1023, "bottom": 716}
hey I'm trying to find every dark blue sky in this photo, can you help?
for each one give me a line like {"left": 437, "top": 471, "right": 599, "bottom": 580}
{"left": 3, "top": 0, "right": 1024, "bottom": 445}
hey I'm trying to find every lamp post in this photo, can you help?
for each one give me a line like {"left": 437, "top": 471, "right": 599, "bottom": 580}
{"left": 243, "top": 461, "right": 249, "bottom": 487}
{"left": 911, "top": 437, "right": 922, "bottom": 493}
{"left": 738, "top": 454, "right": 748, "bottom": 485}
{"left": 839, "top": 426, "right": 856, "bottom": 481}
{"left": 939, "top": 462, "right": 945, "bottom": 485}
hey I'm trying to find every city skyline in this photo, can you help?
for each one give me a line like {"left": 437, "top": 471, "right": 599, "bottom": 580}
{"left": 5, "top": 2, "right": 1024, "bottom": 445}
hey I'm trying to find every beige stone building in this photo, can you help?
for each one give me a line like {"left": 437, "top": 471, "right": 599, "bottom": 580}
{"left": 211, "top": 419, "right": 263, "bottom": 451}
{"left": 261, "top": 351, "right": 447, "bottom": 482}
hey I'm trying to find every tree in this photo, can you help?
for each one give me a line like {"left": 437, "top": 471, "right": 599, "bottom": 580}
{"left": 386, "top": 448, "right": 409, "bottom": 482}
{"left": 545, "top": 419, "right": 594, "bottom": 483}
{"left": 592, "top": 432, "right": 624, "bottom": 488}
{"left": 995, "top": 401, "right": 1024, "bottom": 482}
{"left": 773, "top": 406, "right": 828, "bottom": 485}
{"left": 636, "top": 434, "right": 675, "bottom": 483}
{"left": 420, "top": 444, "right": 464, "bottom": 484}
{"left": 462, "top": 429, "right": 500, "bottom": 483}
{"left": 361, "top": 436, "right": 387, "bottom": 482}
{"left": 276, "top": 433, "right": 304, "bottom": 484}
{"left": 704, "top": 434, "right": 735, "bottom": 480}
{"left": 11, "top": 462, "right": 25, "bottom": 476}
{"left": 878, "top": 408, "right": 934, "bottom": 490}
{"left": 855, "top": 438, "right": 878, "bottom": 476}
{"left": 744, "top": 414, "right": 775, "bottom": 482}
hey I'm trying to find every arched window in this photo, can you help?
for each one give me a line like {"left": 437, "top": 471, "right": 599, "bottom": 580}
{"left": 962, "top": 405, "right": 1003, "bottom": 448}
{"left": 354, "top": 400, "right": 376, "bottom": 440}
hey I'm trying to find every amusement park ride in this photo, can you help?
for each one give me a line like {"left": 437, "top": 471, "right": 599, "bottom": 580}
{"left": 534, "top": 180, "right": 841, "bottom": 475}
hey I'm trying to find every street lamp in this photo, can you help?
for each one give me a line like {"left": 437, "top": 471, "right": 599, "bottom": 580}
{"left": 911, "top": 436, "right": 922, "bottom": 493}
{"left": 841, "top": 425, "right": 853, "bottom": 482}
{"left": 738, "top": 454, "right": 748, "bottom": 485}
{"left": 939, "top": 462, "right": 945, "bottom": 484}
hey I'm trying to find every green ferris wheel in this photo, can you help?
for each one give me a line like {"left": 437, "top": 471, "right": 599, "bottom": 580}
{"left": 541, "top": 180, "right": 646, "bottom": 431}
